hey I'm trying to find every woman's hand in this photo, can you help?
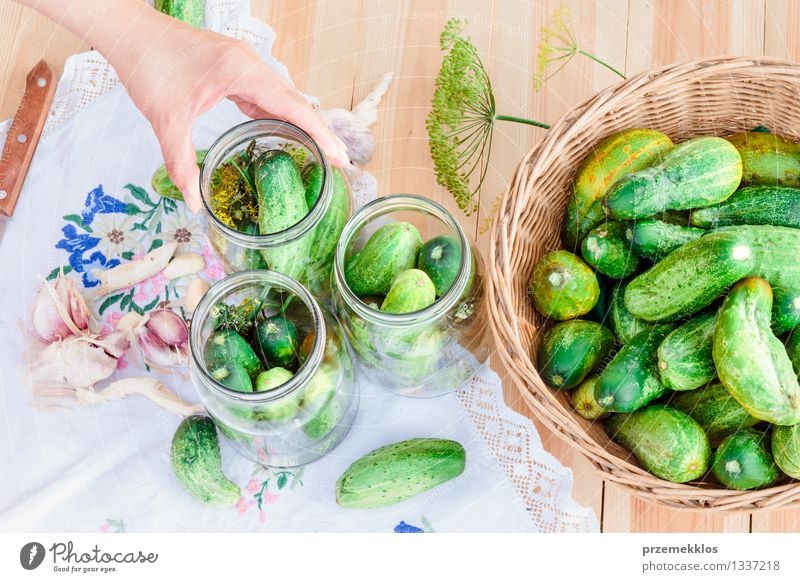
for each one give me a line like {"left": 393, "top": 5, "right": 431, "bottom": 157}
{"left": 17, "top": 0, "right": 350, "bottom": 212}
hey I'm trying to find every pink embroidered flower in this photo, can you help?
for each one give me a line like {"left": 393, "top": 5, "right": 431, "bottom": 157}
{"left": 246, "top": 480, "right": 261, "bottom": 494}
{"left": 99, "top": 524, "right": 109, "bottom": 533}
{"left": 259, "top": 511, "right": 267, "bottom": 524}
{"left": 236, "top": 497, "right": 254, "bottom": 515}
{"left": 260, "top": 490, "right": 278, "bottom": 506}
{"left": 201, "top": 244, "right": 224, "bottom": 282}
{"left": 133, "top": 284, "right": 149, "bottom": 304}
{"left": 147, "top": 271, "right": 168, "bottom": 297}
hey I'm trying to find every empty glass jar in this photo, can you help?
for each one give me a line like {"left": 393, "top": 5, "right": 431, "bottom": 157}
{"left": 331, "top": 194, "right": 489, "bottom": 397}
{"left": 199, "top": 119, "right": 352, "bottom": 299}
{"left": 189, "top": 270, "right": 358, "bottom": 467}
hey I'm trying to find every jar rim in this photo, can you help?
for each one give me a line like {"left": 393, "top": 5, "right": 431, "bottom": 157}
{"left": 189, "top": 269, "right": 325, "bottom": 403}
{"left": 199, "top": 118, "right": 333, "bottom": 249}
{"left": 332, "top": 194, "right": 473, "bottom": 326}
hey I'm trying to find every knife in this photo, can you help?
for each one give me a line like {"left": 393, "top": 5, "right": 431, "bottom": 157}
{"left": 0, "top": 60, "right": 56, "bottom": 243}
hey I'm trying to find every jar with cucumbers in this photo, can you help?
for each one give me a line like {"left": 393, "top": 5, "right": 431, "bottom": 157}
{"left": 200, "top": 119, "right": 352, "bottom": 298}
{"left": 331, "top": 194, "right": 488, "bottom": 397}
{"left": 188, "top": 270, "right": 358, "bottom": 467}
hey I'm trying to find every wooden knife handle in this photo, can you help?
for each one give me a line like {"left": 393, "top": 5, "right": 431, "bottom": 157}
{"left": 0, "top": 60, "right": 56, "bottom": 217}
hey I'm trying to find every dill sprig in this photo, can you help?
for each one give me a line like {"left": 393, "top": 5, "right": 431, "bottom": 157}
{"left": 532, "top": 6, "right": 625, "bottom": 90}
{"left": 211, "top": 297, "right": 258, "bottom": 334}
{"left": 209, "top": 146, "right": 259, "bottom": 230}
{"left": 426, "top": 19, "right": 549, "bottom": 215}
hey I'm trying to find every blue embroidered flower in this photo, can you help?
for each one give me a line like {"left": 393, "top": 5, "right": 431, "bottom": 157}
{"left": 394, "top": 521, "right": 424, "bottom": 533}
{"left": 55, "top": 224, "right": 100, "bottom": 272}
{"left": 81, "top": 184, "right": 130, "bottom": 226}
{"left": 78, "top": 251, "right": 120, "bottom": 288}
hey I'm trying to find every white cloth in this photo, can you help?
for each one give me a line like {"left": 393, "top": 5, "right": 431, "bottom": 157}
{"left": 0, "top": 0, "right": 598, "bottom": 533}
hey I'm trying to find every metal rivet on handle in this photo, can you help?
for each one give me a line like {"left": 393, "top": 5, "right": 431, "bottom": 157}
{"left": 0, "top": 190, "right": 7, "bottom": 200}
{"left": 17, "top": 134, "right": 27, "bottom": 144}
{"left": 37, "top": 77, "right": 46, "bottom": 88}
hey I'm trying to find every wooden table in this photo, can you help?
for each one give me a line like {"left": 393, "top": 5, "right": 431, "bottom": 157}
{"left": 2, "top": 0, "right": 799, "bottom": 533}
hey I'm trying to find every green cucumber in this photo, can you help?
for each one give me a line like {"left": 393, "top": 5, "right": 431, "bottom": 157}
{"left": 345, "top": 222, "right": 423, "bottom": 297}
{"left": 380, "top": 269, "right": 437, "bottom": 314}
{"left": 537, "top": 320, "right": 615, "bottom": 390}
{"left": 204, "top": 329, "right": 262, "bottom": 382}
{"left": 712, "top": 430, "right": 779, "bottom": 490}
{"left": 625, "top": 225, "right": 800, "bottom": 322}
{"left": 208, "top": 362, "right": 253, "bottom": 393}
{"left": 255, "top": 150, "right": 311, "bottom": 281}
{"left": 608, "top": 280, "right": 655, "bottom": 344}
{"left": 301, "top": 368, "right": 342, "bottom": 439}
{"left": 586, "top": 273, "right": 613, "bottom": 325}
{"left": 253, "top": 315, "right": 298, "bottom": 369}
{"left": 690, "top": 185, "right": 800, "bottom": 229}
{"left": 787, "top": 330, "right": 800, "bottom": 375}
{"left": 154, "top": 0, "right": 204, "bottom": 27}
{"left": 772, "top": 287, "right": 800, "bottom": 334}
{"left": 605, "top": 137, "right": 742, "bottom": 220}
{"left": 306, "top": 165, "right": 351, "bottom": 284}
{"left": 170, "top": 415, "right": 240, "bottom": 507}
{"left": 528, "top": 250, "right": 600, "bottom": 320}
{"left": 623, "top": 219, "right": 705, "bottom": 262}
{"left": 571, "top": 376, "right": 609, "bottom": 420}
{"left": 238, "top": 221, "right": 269, "bottom": 269}
{"left": 581, "top": 221, "right": 642, "bottom": 279}
{"left": 152, "top": 150, "right": 207, "bottom": 201}
{"left": 417, "top": 235, "right": 461, "bottom": 298}
{"left": 335, "top": 438, "right": 466, "bottom": 509}
{"left": 563, "top": 129, "right": 673, "bottom": 249}
{"left": 595, "top": 325, "right": 675, "bottom": 413}
{"left": 303, "top": 161, "right": 325, "bottom": 207}
{"left": 657, "top": 311, "right": 716, "bottom": 391}
{"left": 670, "top": 382, "right": 760, "bottom": 445}
{"left": 254, "top": 367, "right": 301, "bottom": 423}
{"left": 606, "top": 404, "right": 711, "bottom": 483}
{"left": 726, "top": 131, "right": 800, "bottom": 187}
{"left": 772, "top": 423, "right": 800, "bottom": 478}
{"left": 713, "top": 277, "right": 800, "bottom": 426}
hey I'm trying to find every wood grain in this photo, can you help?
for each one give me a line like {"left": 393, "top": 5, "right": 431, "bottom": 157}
{"left": 2, "top": 0, "right": 800, "bottom": 532}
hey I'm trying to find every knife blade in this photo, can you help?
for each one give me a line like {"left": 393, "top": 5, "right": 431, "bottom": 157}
{"left": 0, "top": 60, "right": 56, "bottom": 243}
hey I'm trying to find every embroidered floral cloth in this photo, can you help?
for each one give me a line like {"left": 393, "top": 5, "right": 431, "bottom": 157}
{"left": 0, "top": 1, "right": 598, "bottom": 533}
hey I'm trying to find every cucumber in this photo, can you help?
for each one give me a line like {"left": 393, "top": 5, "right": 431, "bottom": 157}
{"left": 303, "top": 162, "right": 325, "bottom": 207}
{"left": 586, "top": 273, "right": 613, "bottom": 325}
{"left": 772, "top": 423, "right": 800, "bottom": 478}
{"left": 380, "top": 269, "right": 437, "bottom": 314}
{"left": 537, "top": 320, "right": 615, "bottom": 390}
{"left": 563, "top": 129, "right": 673, "bottom": 249}
{"left": 772, "top": 287, "right": 800, "bottom": 334}
{"left": 301, "top": 369, "right": 343, "bottom": 439}
{"left": 528, "top": 250, "right": 600, "bottom": 320}
{"left": 657, "top": 311, "right": 716, "bottom": 391}
{"left": 713, "top": 277, "right": 800, "bottom": 426}
{"left": 726, "top": 131, "right": 800, "bottom": 187}
{"left": 255, "top": 150, "right": 311, "bottom": 281}
{"left": 209, "top": 362, "right": 253, "bottom": 393}
{"left": 345, "top": 222, "right": 423, "bottom": 297}
{"left": 606, "top": 404, "right": 711, "bottom": 483}
{"left": 154, "top": 0, "right": 204, "bottom": 27}
{"left": 712, "top": 430, "right": 779, "bottom": 490}
{"left": 238, "top": 221, "right": 268, "bottom": 269}
{"left": 570, "top": 376, "right": 609, "bottom": 420}
{"left": 335, "top": 438, "right": 466, "bottom": 509}
{"left": 204, "top": 329, "right": 262, "bottom": 382}
{"left": 608, "top": 280, "right": 655, "bottom": 344}
{"left": 625, "top": 225, "right": 800, "bottom": 322}
{"left": 152, "top": 150, "right": 206, "bottom": 201}
{"left": 623, "top": 219, "right": 705, "bottom": 262}
{"left": 306, "top": 165, "right": 351, "bottom": 284}
{"left": 690, "top": 185, "right": 800, "bottom": 229}
{"left": 253, "top": 315, "right": 298, "bottom": 369}
{"left": 254, "top": 367, "right": 301, "bottom": 423}
{"left": 170, "top": 415, "right": 240, "bottom": 507}
{"left": 787, "top": 330, "right": 800, "bottom": 375}
{"left": 605, "top": 137, "right": 742, "bottom": 220}
{"left": 581, "top": 221, "right": 642, "bottom": 279}
{"left": 595, "top": 324, "right": 675, "bottom": 413}
{"left": 670, "top": 382, "right": 760, "bottom": 445}
{"left": 417, "top": 235, "right": 461, "bottom": 298}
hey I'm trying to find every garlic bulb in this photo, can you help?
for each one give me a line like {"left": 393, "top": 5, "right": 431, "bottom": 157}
{"left": 134, "top": 309, "right": 189, "bottom": 368}
{"left": 31, "top": 272, "right": 91, "bottom": 342}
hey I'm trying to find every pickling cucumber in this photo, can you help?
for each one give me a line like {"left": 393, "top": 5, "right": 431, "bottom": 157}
{"left": 595, "top": 324, "right": 675, "bottom": 413}
{"left": 204, "top": 329, "right": 262, "bottom": 382}
{"left": 711, "top": 430, "right": 779, "bottom": 490}
{"left": 253, "top": 315, "right": 298, "bottom": 370}
{"left": 345, "top": 222, "right": 423, "bottom": 297}
{"left": 305, "top": 164, "right": 351, "bottom": 284}
{"left": 537, "top": 320, "right": 615, "bottom": 390}
{"left": 152, "top": 150, "right": 207, "bottom": 201}
{"left": 772, "top": 287, "right": 800, "bottom": 334}
{"left": 713, "top": 277, "right": 800, "bottom": 426}
{"left": 581, "top": 220, "right": 642, "bottom": 279}
{"left": 606, "top": 404, "right": 711, "bottom": 483}
{"left": 563, "top": 129, "right": 673, "bottom": 248}
{"left": 772, "top": 423, "right": 800, "bottom": 478}
{"left": 254, "top": 367, "right": 301, "bottom": 423}
{"left": 657, "top": 311, "right": 716, "bottom": 391}
{"left": 623, "top": 219, "right": 704, "bottom": 262}
{"left": 670, "top": 382, "right": 760, "bottom": 445}
{"left": 155, "top": 0, "right": 204, "bottom": 28}
{"left": 726, "top": 131, "right": 800, "bottom": 187}
{"left": 209, "top": 361, "right": 253, "bottom": 393}
{"left": 528, "top": 250, "right": 599, "bottom": 320}
{"left": 605, "top": 137, "right": 742, "bottom": 220}
{"left": 608, "top": 280, "right": 654, "bottom": 344}
{"left": 570, "top": 376, "right": 609, "bottom": 420}
{"left": 417, "top": 235, "right": 461, "bottom": 298}
{"left": 690, "top": 185, "right": 800, "bottom": 229}
{"left": 380, "top": 269, "right": 437, "bottom": 314}
{"left": 787, "top": 330, "right": 800, "bottom": 375}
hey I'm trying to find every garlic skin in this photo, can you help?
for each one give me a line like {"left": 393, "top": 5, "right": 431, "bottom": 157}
{"left": 26, "top": 335, "right": 121, "bottom": 393}
{"left": 134, "top": 309, "right": 189, "bottom": 368}
{"left": 32, "top": 272, "right": 91, "bottom": 342}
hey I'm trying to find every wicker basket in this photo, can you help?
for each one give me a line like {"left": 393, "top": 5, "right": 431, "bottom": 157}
{"left": 488, "top": 56, "right": 800, "bottom": 512}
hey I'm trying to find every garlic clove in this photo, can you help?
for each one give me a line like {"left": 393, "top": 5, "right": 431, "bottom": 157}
{"left": 163, "top": 253, "right": 205, "bottom": 280}
{"left": 31, "top": 272, "right": 91, "bottom": 342}
{"left": 184, "top": 278, "right": 210, "bottom": 316}
{"left": 116, "top": 311, "right": 143, "bottom": 332}
{"left": 95, "top": 241, "right": 177, "bottom": 295}
{"left": 134, "top": 309, "right": 189, "bottom": 368}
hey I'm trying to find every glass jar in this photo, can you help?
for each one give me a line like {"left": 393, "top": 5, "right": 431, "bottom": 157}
{"left": 189, "top": 270, "right": 358, "bottom": 467}
{"left": 331, "top": 194, "right": 489, "bottom": 397}
{"left": 200, "top": 119, "right": 352, "bottom": 299}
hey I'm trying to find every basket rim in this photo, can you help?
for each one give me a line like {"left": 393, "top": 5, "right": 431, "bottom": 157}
{"left": 487, "top": 55, "right": 800, "bottom": 513}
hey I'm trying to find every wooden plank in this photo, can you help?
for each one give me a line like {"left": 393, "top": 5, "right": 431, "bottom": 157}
{"left": 751, "top": 510, "right": 800, "bottom": 533}
{"left": 764, "top": 0, "right": 800, "bottom": 60}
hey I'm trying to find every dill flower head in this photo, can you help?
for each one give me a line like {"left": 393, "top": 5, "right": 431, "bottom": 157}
{"left": 209, "top": 156, "right": 259, "bottom": 230}
{"left": 532, "top": 6, "right": 578, "bottom": 91}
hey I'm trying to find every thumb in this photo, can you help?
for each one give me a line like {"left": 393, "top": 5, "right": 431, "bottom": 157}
{"left": 157, "top": 117, "right": 202, "bottom": 213}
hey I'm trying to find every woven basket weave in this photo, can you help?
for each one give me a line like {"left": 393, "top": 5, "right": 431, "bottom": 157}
{"left": 488, "top": 56, "right": 800, "bottom": 511}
